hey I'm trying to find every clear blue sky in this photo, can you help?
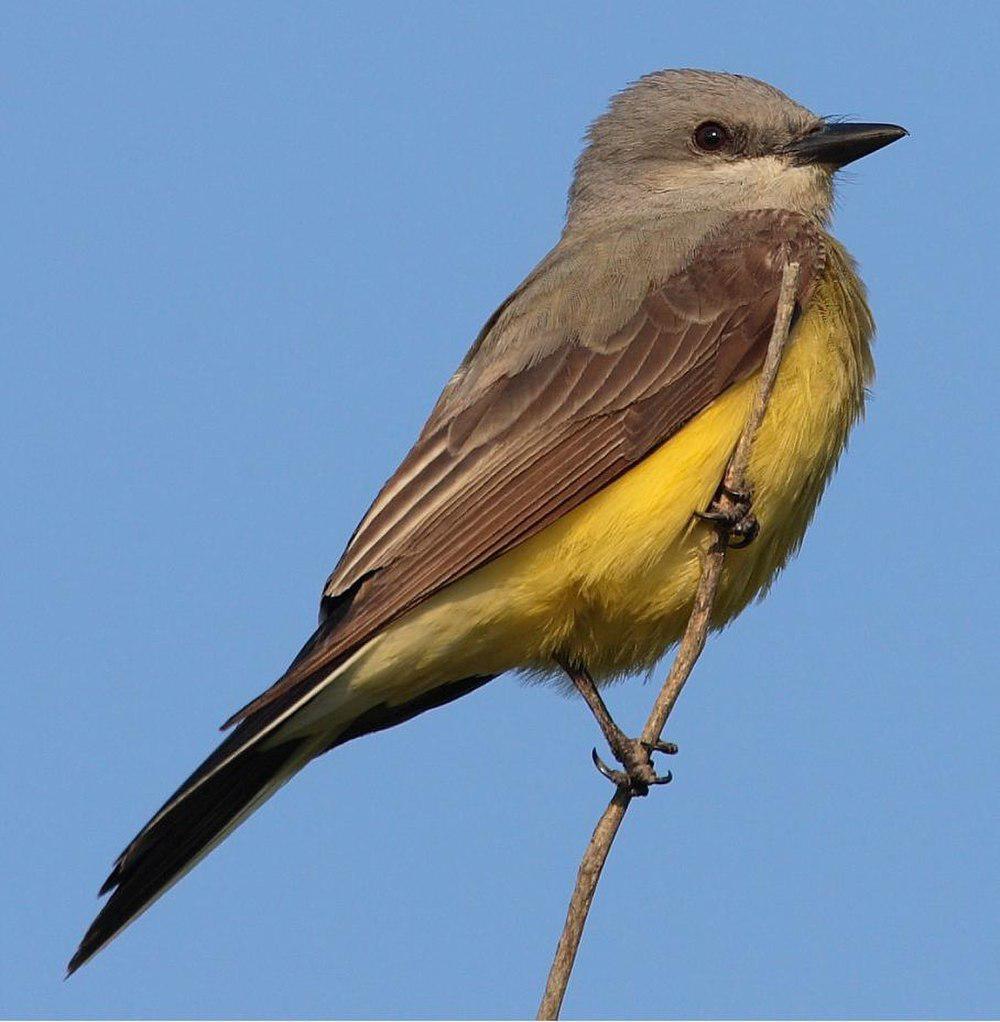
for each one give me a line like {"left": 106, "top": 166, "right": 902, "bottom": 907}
{"left": 2, "top": 2, "right": 997, "bottom": 1018}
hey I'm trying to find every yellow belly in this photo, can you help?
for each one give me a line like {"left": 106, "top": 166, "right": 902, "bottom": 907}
{"left": 333, "top": 241, "right": 874, "bottom": 711}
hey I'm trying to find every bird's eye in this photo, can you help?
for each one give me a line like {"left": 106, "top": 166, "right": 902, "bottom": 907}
{"left": 692, "top": 121, "right": 731, "bottom": 153}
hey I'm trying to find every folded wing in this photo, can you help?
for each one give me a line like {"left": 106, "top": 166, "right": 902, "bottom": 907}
{"left": 226, "top": 210, "right": 825, "bottom": 733}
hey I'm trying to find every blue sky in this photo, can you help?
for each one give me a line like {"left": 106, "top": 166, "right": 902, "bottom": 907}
{"left": 2, "top": 2, "right": 997, "bottom": 1018}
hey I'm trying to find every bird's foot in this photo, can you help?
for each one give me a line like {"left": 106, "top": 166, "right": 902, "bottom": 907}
{"left": 557, "top": 655, "right": 678, "bottom": 797}
{"left": 695, "top": 483, "right": 759, "bottom": 549}
{"left": 591, "top": 732, "right": 678, "bottom": 797}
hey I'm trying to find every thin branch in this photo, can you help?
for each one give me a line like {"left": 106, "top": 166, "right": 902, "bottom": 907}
{"left": 537, "top": 260, "right": 801, "bottom": 1020}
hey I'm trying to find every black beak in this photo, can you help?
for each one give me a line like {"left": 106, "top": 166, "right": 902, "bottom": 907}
{"left": 785, "top": 122, "right": 908, "bottom": 168}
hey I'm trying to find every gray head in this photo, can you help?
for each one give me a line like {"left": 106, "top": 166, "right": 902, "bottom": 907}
{"left": 567, "top": 70, "right": 905, "bottom": 231}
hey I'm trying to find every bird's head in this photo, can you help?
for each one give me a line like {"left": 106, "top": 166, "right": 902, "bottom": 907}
{"left": 567, "top": 69, "right": 906, "bottom": 230}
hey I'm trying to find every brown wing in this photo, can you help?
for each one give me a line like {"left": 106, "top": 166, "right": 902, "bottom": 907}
{"left": 224, "top": 210, "right": 825, "bottom": 730}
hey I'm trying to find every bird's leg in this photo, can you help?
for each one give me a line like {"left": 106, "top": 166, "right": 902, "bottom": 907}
{"left": 556, "top": 657, "right": 676, "bottom": 796}
{"left": 695, "top": 482, "right": 759, "bottom": 549}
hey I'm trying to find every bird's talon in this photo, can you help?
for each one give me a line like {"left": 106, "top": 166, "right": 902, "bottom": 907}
{"left": 592, "top": 739, "right": 675, "bottom": 795}
{"left": 694, "top": 484, "right": 759, "bottom": 548}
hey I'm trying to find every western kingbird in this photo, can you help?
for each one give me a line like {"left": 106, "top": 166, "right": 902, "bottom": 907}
{"left": 69, "top": 69, "right": 905, "bottom": 973}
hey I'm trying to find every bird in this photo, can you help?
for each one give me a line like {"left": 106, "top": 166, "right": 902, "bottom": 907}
{"left": 68, "top": 69, "right": 906, "bottom": 974}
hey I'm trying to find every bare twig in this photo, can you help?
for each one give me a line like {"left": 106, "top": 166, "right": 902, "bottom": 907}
{"left": 536, "top": 261, "right": 801, "bottom": 1020}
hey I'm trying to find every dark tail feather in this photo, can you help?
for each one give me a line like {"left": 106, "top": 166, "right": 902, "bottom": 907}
{"left": 67, "top": 738, "right": 306, "bottom": 976}
{"left": 68, "top": 673, "right": 496, "bottom": 975}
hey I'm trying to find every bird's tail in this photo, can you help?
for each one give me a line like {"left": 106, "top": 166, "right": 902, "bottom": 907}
{"left": 68, "top": 659, "right": 495, "bottom": 975}
{"left": 66, "top": 732, "right": 314, "bottom": 976}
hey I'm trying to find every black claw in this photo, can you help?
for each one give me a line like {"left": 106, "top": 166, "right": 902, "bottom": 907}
{"left": 591, "top": 747, "right": 620, "bottom": 783}
{"left": 651, "top": 770, "right": 673, "bottom": 786}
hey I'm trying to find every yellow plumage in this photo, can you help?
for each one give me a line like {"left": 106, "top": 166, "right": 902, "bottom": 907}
{"left": 300, "top": 236, "right": 874, "bottom": 729}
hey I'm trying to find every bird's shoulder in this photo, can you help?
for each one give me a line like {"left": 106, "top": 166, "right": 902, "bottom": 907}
{"left": 437, "top": 208, "right": 825, "bottom": 421}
